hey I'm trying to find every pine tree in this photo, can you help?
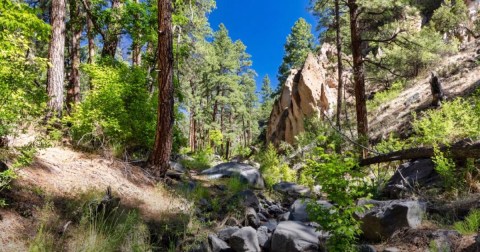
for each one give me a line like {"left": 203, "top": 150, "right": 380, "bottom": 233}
{"left": 277, "top": 18, "right": 315, "bottom": 87}
{"left": 46, "top": 0, "right": 66, "bottom": 119}
{"left": 148, "top": 0, "right": 174, "bottom": 178}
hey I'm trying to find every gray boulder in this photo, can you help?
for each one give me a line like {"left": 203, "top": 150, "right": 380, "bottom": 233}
{"left": 262, "top": 219, "right": 278, "bottom": 232}
{"left": 257, "top": 226, "right": 271, "bottom": 249}
{"left": 218, "top": 226, "right": 240, "bottom": 241}
{"left": 201, "top": 162, "right": 265, "bottom": 189}
{"left": 229, "top": 227, "right": 261, "bottom": 252}
{"left": 273, "top": 182, "right": 311, "bottom": 197}
{"left": 429, "top": 230, "right": 460, "bottom": 252}
{"left": 289, "top": 199, "right": 332, "bottom": 222}
{"left": 208, "top": 234, "right": 233, "bottom": 252}
{"left": 230, "top": 189, "right": 260, "bottom": 211}
{"left": 357, "top": 200, "right": 426, "bottom": 242}
{"left": 271, "top": 221, "right": 326, "bottom": 252}
{"left": 169, "top": 161, "right": 186, "bottom": 173}
{"left": 383, "top": 159, "right": 440, "bottom": 198}
{"left": 245, "top": 207, "right": 260, "bottom": 228}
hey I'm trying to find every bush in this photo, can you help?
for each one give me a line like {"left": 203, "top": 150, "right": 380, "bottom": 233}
{"left": 412, "top": 99, "right": 480, "bottom": 145}
{"left": 66, "top": 60, "right": 156, "bottom": 153}
{"left": 453, "top": 209, "right": 480, "bottom": 235}
{"left": 258, "top": 143, "right": 296, "bottom": 188}
{"left": 0, "top": 1, "right": 49, "bottom": 139}
{"left": 432, "top": 148, "right": 457, "bottom": 191}
{"left": 305, "top": 139, "right": 371, "bottom": 251}
{"left": 367, "top": 81, "right": 404, "bottom": 111}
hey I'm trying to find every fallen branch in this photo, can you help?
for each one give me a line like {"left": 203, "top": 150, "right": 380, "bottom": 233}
{"left": 360, "top": 139, "right": 480, "bottom": 166}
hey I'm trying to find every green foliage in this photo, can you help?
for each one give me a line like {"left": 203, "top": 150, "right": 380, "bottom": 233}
{"left": 226, "top": 176, "right": 248, "bottom": 194}
{"left": 259, "top": 143, "right": 296, "bottom": 188}
{"left": 0, "top": 0, "right": 49, "bottom": 138}
{"left": 432, "top": 148, "right": 457, "bottom": 190}
{"left": 66, "top": 60, "right": 156, "bottom": 153}
{"left": 304, "top": 138, "right": 370, "bottom": 251}
{"left": 412, "top": 99, "right": 480, "bottom": 145}
{"left": 453, "top": 209, "right": 480, "bottom": 235}
{"left": 277, "top": 18, "right": 315, "bottom": 90}
{"left": 208, "top": 129, "right": 223, "bottom": 147}
{"left": 367, "top": 81, "right": 404, "bottom": 111}
{"left": 430, "top": 0, "right": 468, "bottom": 34}
{"left": 374, "top": 133, "right": 410, "bottom": 154}
{"left": 180, "top": 148, "right": 213, "bottom": 170}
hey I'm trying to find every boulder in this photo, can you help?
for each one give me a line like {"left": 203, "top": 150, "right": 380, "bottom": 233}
{"left": 169, "top": 161, "right": 186, "bottom": 173}
{"left": 245, "top": 207, "right": 260, "bottom": 228}
{"left": 271, "top": 221, "right": 326, "bottom": 252}
{"left": 289, "top": 199, "right": 332, "bottom": 222}
{"left": 383, "top": 159, "right": 440, "bottom": 198}
{"left": 358, "top": 244, "right": 377, "bottom": 252}
{"left": 357, "top": 200, "right": 426, "bottom": 242}
{"left": 429, "top": 230, "right": 461, "bottom": 252}
{"left": 229, "top": 227, "right": 261, "bottom": 252}
{"left": 267, "top": 46, "right": 338, "bottom": 145}
{"left": 218, "top": 226, "right": 240, "bottom": 241}
{"left": 230, "top": 190, "right": 260, "bottom": 211}
{"left": 273, "top": 182, "right": 311, "bottom": 197}
{"left": 201, "top": 162, "right": 265, "bottom": 189}
{"left": 257, "top": 226, "right": 271, "bottom": 249}
{"left": 208, "top": 234, "right": 233, "bottom": 252}
{"left": 262, "top": 219, "right": 278, "bottom": 233}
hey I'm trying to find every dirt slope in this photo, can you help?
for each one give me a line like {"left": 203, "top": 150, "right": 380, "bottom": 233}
{"left": 369, "top": 41, "right": 480, "bottom": 141}
{"left": 0, "top": 146, "right": 188, "bottom": 251}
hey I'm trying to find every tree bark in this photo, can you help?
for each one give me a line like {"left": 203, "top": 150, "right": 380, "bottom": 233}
{"left": 66, "top": 0, "right": 82, "bottom": 113}
{"left": 101, "top": 0, "right": 121, "bottom": 58}
{"left": 131, "top": 0, "right": 142, "bottom": 66}
{"left": 46, "top": 0, "right": 66, "bottom": 119}
{"left": 335, "top": 0, "right": 343, "bottom": 129}
{"left": 359, "top": 139, "right": 480, "bottom": 166}
{"left": 348, "top": 0, "right": 369, "bottom": 158}
{"left": 148, "top": 0, "right": 174, "bottom": 178}
{"left": 86, "top": 1, "right": 95, "bottom": 64}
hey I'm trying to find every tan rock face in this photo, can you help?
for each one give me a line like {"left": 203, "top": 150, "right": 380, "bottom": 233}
{"left": 267, "top": 47, "right": 338, "bottom": 145}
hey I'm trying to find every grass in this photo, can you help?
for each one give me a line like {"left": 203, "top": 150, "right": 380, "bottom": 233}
{"left": 367, "top": 81, "right": 404, "bottom": 111}
{"left": 453, "top": 209, "right": 480, "bottom": 235}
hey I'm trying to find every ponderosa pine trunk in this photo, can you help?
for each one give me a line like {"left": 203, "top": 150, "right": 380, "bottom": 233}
{"left": 348, "top": 0, "right": 369, "bottom": 158}
{"left": 46, "top": 0, "right": 66, "bottom": 119}
{"left": 131, "top": 0, "right": 142, "bottom": 66}
{"left": 101, "top": 0, "right": 121, "bottom": 58}
{"left": 335, "top": 0, "right": 343, "bottom": 129}
{"left": 148, "top": 0, "right": 174, "bottom": 178}
{"left": 87, "top": 10, "right": 95, "bottom": 64}
{"left": 66, "top": 0, "right": 82, "bottom": 113}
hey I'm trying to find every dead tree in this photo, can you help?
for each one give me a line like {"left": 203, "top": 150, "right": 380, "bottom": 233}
{"left": 429, "top": 72, "right": 445, "bottom": 107}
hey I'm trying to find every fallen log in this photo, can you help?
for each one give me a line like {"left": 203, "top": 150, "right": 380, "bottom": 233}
{"left": 360, "top": 139, "right": 480, "bottom": 166}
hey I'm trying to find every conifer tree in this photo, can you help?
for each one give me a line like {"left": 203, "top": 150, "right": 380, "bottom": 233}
{"left": 277, "top": 18, "right": 315, "bottom": 87}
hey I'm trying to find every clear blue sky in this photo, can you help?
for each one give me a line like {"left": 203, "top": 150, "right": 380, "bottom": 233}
{"left": 209, "top": 0, "right": 318, "bottom": 92}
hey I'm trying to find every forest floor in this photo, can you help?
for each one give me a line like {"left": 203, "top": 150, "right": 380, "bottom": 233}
{"left": 369, "top": 40, "right": 480, "bottom": 141}
{"left": 0, "top": 145, "right": 189, "bottom": 251}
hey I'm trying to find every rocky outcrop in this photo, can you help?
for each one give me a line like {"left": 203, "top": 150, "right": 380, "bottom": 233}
{"left": 357, "top": 200, "right": 426, "bottom": 242}
{"left": 267, "top": 45, "right": 338, "bottom": 145}
{"left": 201, "top": 162, "right": 265, "bottom": 189}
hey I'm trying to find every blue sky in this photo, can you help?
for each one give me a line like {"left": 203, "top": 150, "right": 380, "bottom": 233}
{"left": 208, "top": 0, "right": 318, "bottom": 92}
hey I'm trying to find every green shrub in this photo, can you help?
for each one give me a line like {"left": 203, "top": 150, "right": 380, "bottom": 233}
{"left": 0, "top": 1, "right": 49, "bottom": 139}
{"left": 412, "top": 99, "right": 480, "bottom": 145}
{"left": 181, "top": 148, "right": 213, "bottom": 170}
{"left": 66, "top": 60, "right": 156, "bottom": 153}
{"left": 432, "top": 148, "right": 457, "bottom": 190}
{"left": 305, "top": 141, "right": 370, "bottom": 251}
{"left": 374, "top": 133, "right": 410, "bottom": 154}
{"left": 226, "top": 176, "right": 247, "bottom": 194}
{"left": 453, "top": 209, "right": 480, "bottom": 235}
{"left": 367, "top": 81, "right": 404, "bottom": 111}
{"left": 259, "top": 143, "right": 296, "bottom": 188}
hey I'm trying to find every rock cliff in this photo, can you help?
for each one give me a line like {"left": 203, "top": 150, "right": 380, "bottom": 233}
{"left": 267, "top": 45, "right": 338, "bottom": 145}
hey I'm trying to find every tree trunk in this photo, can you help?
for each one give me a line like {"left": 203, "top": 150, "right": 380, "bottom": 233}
{"left": 101, "top": 0, "right": 121, "bottom": 58}
{"left": 46, "top": 0, "right": 66, "bottom": 119}
{"left": 66, "top": 0, "right": 82, "bottom": 113}
{"left": 348, "top": 0, "right": 369, "bottom": 158}
{"left": 335, "top": 0, "right": 343, "bottom": 129}
{"left": 359, "top": 139, "right": 480, "bottom": 167}
{"left": 86, "top": 4, "right": 95, "bottom": 64}
{"left": 131, "top": 0, "right": 142, "bottom": 66}
{"left": 148, "top": 0, "right": 174, "bottom": 178}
